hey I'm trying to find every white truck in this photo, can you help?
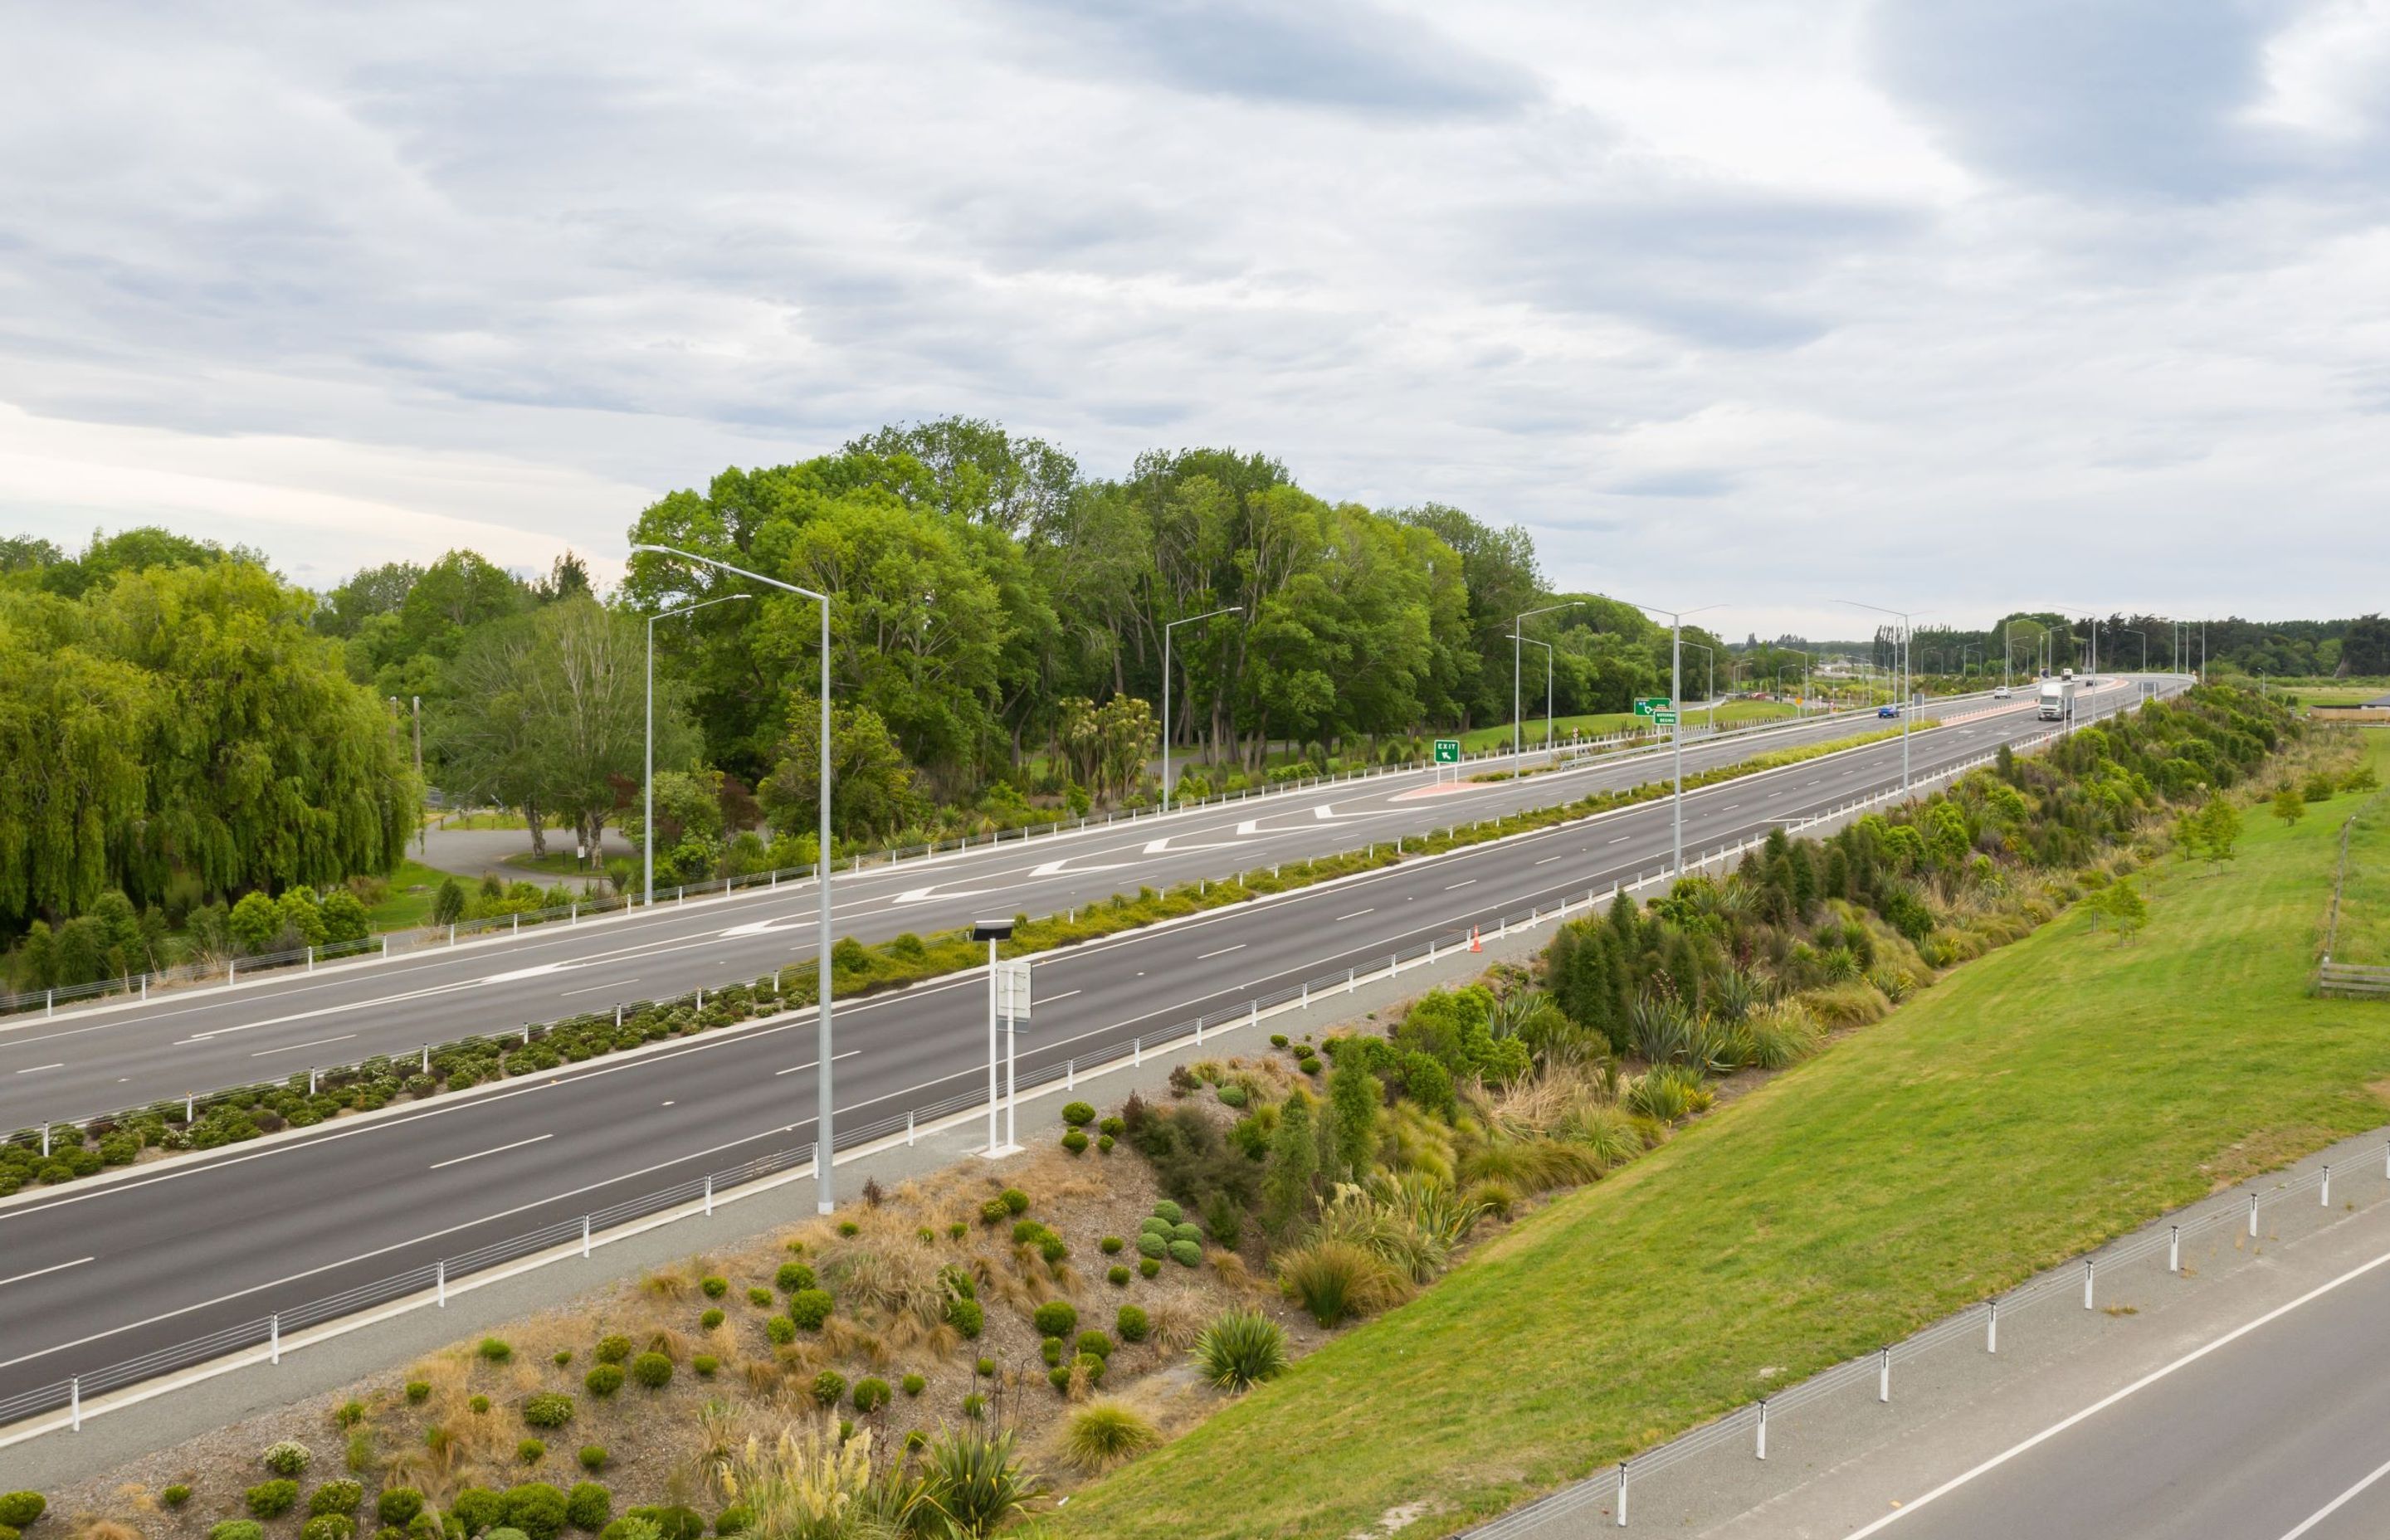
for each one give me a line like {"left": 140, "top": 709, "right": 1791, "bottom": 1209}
{"left": 2038, "top": 677, "right": 2074, "bottom": 720}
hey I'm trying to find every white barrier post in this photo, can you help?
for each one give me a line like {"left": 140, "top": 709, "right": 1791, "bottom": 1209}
{"left": 2168, "top": 1225, "right": 2180, "bottom": 1274}
{"left": 1617, "top": 1462, "right": 1629, "bottom": 1527}
{"left": 2322, "top": 1165, "right": 2332, "bottom": 1207}
{"left": 1133, "top": 1036, "right": 1142, "bottom": 1065}
{"left": 705, "top": 1175, "right": 715, "bottom": 1215}
{"left": 1756, "top": 1399, "right": 1768, "bottom": 1460}
{"left": 2249, "top": 1192, "right": 2261, "bottom": 1237}
{"left": 1878, "top": 1346, "right": 1890, "bottom": 1401}
{"left": 582, "top": 1216, "right": 591, "bottom": 1258}
{"left": 1066, "top": 1059, "right": 1076, "bottom": 1091}
{"left": 421, "top": 1044, "right": 430, "bottom": 1072}
{"left": 437, "top": 1260, "right": 446, "bottom": 1307}
{"left": 2082, "top": 1259, "right": 2095, "bottom": 1309}
{"left": 271, "top": 1313, "right": 280, "bottom": 1364}
{"left": 1248, "top": 1001, "right": 1257, "bottom": 1030}
{"left": 905, "top": 1113, "right": 915, "bottom": 1148}
{"left": 71, "top": 1377, "right": 80, "bottom": 1431}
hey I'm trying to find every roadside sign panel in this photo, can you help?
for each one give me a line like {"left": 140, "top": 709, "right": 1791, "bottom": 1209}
{"left": 1652, "top": 710, "right": 1679, "bottom": 726}
{"left": 1634, "top": 697, "right": 1671, "bottom": 716}
{"left": 995, "top": 959, "right": 1032, "bottom": 1020}
{"left": 1433, "top": 738, "right": 1461, "bottom": 764}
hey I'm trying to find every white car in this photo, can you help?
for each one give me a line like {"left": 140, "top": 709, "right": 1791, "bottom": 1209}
{"left": 1993, "top": 685, "right": 2012, "bottom": 699}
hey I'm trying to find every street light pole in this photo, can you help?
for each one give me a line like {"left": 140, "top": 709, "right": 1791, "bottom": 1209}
{"left": 632, "top": 544, "right": 837, "bottom": 1213}
{"left": 1510, "top": 635, "right": 1554, "bottom": 755}
{"left": 1597, "top": 594, "right": 1720, "bottom": 874}
{"left": 1514, "top": 601, "right": 1585, "bottom": 762}
{"left": 1840, "top": 600, "right": 1913, "bottom": 792}
{"left": 644, "top": 592, "right": 751, "bottom": 908}
{"left": 1162, "top": 607, "right": 1241, "bottom": 811}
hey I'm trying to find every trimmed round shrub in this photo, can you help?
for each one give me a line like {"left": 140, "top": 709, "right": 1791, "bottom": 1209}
{"left": 787, "top": 1289, "right": 833, "bottom": 1330}
{"left": 502, "top": 1482, "right": 570, "bottom": 1540}
{"left": 1115, "top": 1304, "right": 1150, "bottom": 1343}
{"left": 518, "top": 1440, "right": 547, "bottom": 1467}
{"left": 479, "top": 1338, "right": 514, "bottom": 1364}
{"left": 764, "top": 1316, "right": 796, "bottom": 1345}
{"left": 836, "top": 1221, "right": 859, "bottom": 1237}
{"left": 565, "top": 1482, "right": 611, "bottom": 1532}
{"left": 163, "top": 1487, "right": 193, "bottom": 1510}
{"left": 246, "top": 1481, "right": 300, "bottom": 1519}
{"left": 692, "top": 1354, "right": 719, "bottom": 1378}
{"left": 1041, "top": 1336, "right": 1065, "bottom": 1367}
{"left": 1032, "top": 1299, "right": 1078, "bottom": 1338}
{"left": 947, "top": 1221, "right": 968, "bottom": 1240}
{"left": 1098, "top": 1116, "right": 1124, "bottom": 1137}
{"left": 700, "top": 1309, "right": 724, "bottom": 1331}
{"left": 583, "top": 1365, "right": 625, "bottom": 1398}
{"left": 1010, "top": 1218, "right": 1046, "bottom": 1245}
{"left": 310, "top": 1481, "right": 365, "bottom": 1517}
{"left": 944, "top": 1296, "right": 983, "bottom": 1338}
{"left": 773, "top": 1261, "right": 815, "bottom": 1294}
{"left": 1216, "top": 1084, "right": 1247, "bottom": 1108}
{"left": 1047, "top": 1366, "right": 1072, "bottom": 1392}
{"left": 212, "top": 1526, "right": 264, "bottom": 1540}
{"left": 745, "top": 1287, "right": 772, "bottom": 1308}
{"left": 1074, "top": 1352, "right": 1106, "bottom": 1385}
{"left": 1168, "top": 1239, "right": 1202, "bottom": 1267}
{"left": 578, "top": 1447, "right": 607, "bottom": 1473}
{"left": 1169, "top": 1221, "right": 1202, "bottom": 1245}
{"left": 1061, "top": 1129, "right": 1089, "bottom": 1155}
{"left": 713, "top": 1508, "right": 749, "bottom": 1538}
{"left": 523, "top": 1393, "right": 574, "bottom": 1430}
{"left": 378, "top": 1490, "right": 425, "bottom": 1527}
{"left": 485, "top": 1531, "right": 528, "bottom": 1540}
{"left": 405, "top": 1382, "right": 432, "bottom": 1404}
{"left": 1039, "top": 1235, "right": 1069, "bottom": 1264}
{"left": 1138, "top": 1215, "right": 1171, "bottom": 1236}
{"left": 1107, "top": 1265, "right": 1130, "bottom": 1287}
{"left": 1060, "top": 1101, "right": 1096, "bottom": 1127}
{"left": 810, "top": 1371, "right": 846, "bottom": 1407}
{"left": 978, "top": 1197, "right": 1008, "bottom": 1226}
{"left": 1076, "top": 1329, "right": 1114, "bottom": 1360}
{"left": 453, "top": 1489, "right": 505, "bottom": 1533}
{"left": 471, "top": 1396, "right": 492, "bottom": 1415}
{"left": 552, "top": 1351, "right": 573, "bottom": 1368}
{"left": 629, "top": 1352, "right": 672, "bottom": 1390}
{"left": 263, "top": 1440, "right": 315, "bottom": 1477}
{"left": 900, "top": 1372, "right": 926, "bottom": 1396}
{"left": 1151, "top": 1199, "right": 1183, "bottom": 1225}
{"left": 999, "top": 1187, "right": 1031, "bottom": 1215}
{"left": 593, "top": 1335, "right": 632, "bottom": 1365}
{"left": 1099, "top": 1235, "right": 1124, "bottom": 1255}
{"left": 850, "top": 1377, "right": 890, "bottom": 1413}
{"left": 1134, "top": 1231, "right": 1167, "bottom": 1260}
{"left": 1098, "top": 1133, "right": 1115, "bottom": 1153}
{"left": 699, "top": 1276, "right": 728, "bottom": 1299}
{"left": 1138, "top": 1257, "right": 1161, "bottom": 1279}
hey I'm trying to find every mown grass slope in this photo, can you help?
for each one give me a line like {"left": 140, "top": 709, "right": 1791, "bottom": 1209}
{"left": 1056, "top": 738, "right": 2390, "bottom": 1538}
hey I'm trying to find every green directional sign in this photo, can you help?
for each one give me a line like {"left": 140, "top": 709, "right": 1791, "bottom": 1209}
{"left": 1634, "top": 697, "right": 1671, "bottom": 717}
{"left": 1651, "top": 711, "right": 1679, "bottom": 726}
{"left": 1433, "top": 738, "right": 1461, "bottom": 764}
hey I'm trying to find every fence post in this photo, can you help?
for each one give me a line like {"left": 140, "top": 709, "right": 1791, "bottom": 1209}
{"left": 1756, "top": 1398, "right": 1768, "bottom": 1460}
{"left": 2169, "top": 1225, "right": 2180, "bottom": 1274}
{"left": 2082, "top": 1259, "right": 2095, "bottom": 1309}
{"left": 582, "top": 1216, "right": 591, "bottom": 1258}
{"left": 1878, "top": 1346, "right": 1890, "bottom": 1401}
{"left": 1617, "top": 1461, "right": 1629, "bottom": 1527}
{"left": 437, "top": 1260, "right": 446, "bottom": 1307}
{"left": 1986, "top": 1299, "right": 1998, "bottom": 1353}
{"left": 271, "top": 1313, "right": 281, "bottom": 1364}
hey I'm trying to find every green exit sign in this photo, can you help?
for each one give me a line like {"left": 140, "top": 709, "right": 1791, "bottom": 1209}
{"left": 1433, "top": 738, "right": 1461, "bottom": 764}
{"left": 1634, "top": 697, "right": 1671, "bottom": 716}
{"left": 1651, "top": 711, "right": 1678, "bottom": 726}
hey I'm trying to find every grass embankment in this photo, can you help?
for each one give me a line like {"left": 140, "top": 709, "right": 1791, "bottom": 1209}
{"left": 2329, "top": 786, "right": 2390, "bottom": 966}
{"left": 359, "top": 859, "right": 454, "bottom": 931}
{"left": 1056, "top": 736, "right": 2390, "bottom": 1539}
{"left": 1454, "top": 700, "right": 1795, "bottom": 754}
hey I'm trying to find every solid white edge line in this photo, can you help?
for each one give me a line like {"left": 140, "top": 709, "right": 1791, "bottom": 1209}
{"left": 1846, "top": 1242, "right": 2390, "bottom": 1538}
{"left": 0, "top": 1256, "right": 94, "bottom": 1289}
{"left": 2279, "top": 1451, "right": 2390, "bottom": 1540}
{"left": 427, "top": 1134, "right": 553, "bottom": 1171}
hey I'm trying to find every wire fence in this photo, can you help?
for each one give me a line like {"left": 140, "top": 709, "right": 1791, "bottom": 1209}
{"left": 0, "top": 690, "right": 2117, "bottom": 1442}
{"left": 0, "top": 698, "right": 1920, "bottom": 1023}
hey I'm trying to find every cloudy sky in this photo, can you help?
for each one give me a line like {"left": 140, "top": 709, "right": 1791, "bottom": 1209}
{"left": 2, "top": 0, "right": 2385, "bottom": 636}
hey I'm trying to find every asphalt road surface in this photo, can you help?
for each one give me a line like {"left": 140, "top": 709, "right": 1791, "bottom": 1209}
{"left": 0, "top": 678, "right": 2168, "bottom": 1410}
{"left": 2, "top": 690, "right": 2051, "bottom": 1128}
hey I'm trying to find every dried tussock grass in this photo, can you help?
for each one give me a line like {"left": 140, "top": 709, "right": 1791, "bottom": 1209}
{"left": 1144, "top": 1294, "right": 1207, "bottom": 1351}
{"left": 71, "top": 1520, "right": 141, "bottom": 1540}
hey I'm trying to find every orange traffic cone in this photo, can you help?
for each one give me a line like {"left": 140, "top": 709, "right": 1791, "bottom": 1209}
{"left": 1468, "top": 927, "right": 1482, "bottom": 953}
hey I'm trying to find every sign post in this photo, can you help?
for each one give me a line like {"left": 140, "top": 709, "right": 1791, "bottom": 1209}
{"left": 972, "top": 920, "right": 1022, "bottom": 1157}
{"left": 996, "top": 958, "right": 1032, "bottom": 1150}
{"left": 1432, "top": 738, "right": 1461, "bottom": 785}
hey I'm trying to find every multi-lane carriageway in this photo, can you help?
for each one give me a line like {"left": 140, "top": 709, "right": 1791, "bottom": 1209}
{"left": 8, "top": 689, "right": 2061, "bottom": 1128}
{"left": 0, "top": 678, "right": 2171, "bottom": 1415}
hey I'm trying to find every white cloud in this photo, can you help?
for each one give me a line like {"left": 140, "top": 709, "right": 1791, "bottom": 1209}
{"left": 0, "top": 0, "right": 2384, "bottom": 632}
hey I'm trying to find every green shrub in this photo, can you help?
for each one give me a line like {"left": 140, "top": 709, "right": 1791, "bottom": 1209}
{"left": 1099, "top": 1116, "right": 1124, "bottom": 1137}
{"left": 594, "top": 1335, "right": 632, "bottom": 1364}
{"left": 1010, "top": 1218, "right": 1046, "bottom": 1245}
{"left": 629, "top": 1352, "right": 672, "bottom": 1389}
{"left": 901, "top": 1373, "right": 926, "bottom": 1396}
{"left": 1216, "top": 1084, "right": 1248, "bottom": 1109}
{"left": 1168, "top": 1238, "right": 1203, "bottom": 1267}
{"left": 163, "top": 1487, "right": 193, "bottom": 1510}
{"left": 1135, "top": 1231, "right": 1167, "bottom": 1260}
{"left": 1073, "top": 1352, "right": 1106, "bottom": 1386}
{"left": 300, "top": 1526, "right": 355, "bottom": 1540}
{"left": 836, "top": 1221, "right": 859, "bottom": 1237}
{"left": 1193, "top": 1308, "right": 1289, "bottom": 1391}
{"left": 583, "top": 1365, "right": 625, "bottom": 1398}
{"left": 977, "top": 1357, "right": 996, "bottom": 1377}
{"left": 962, "top": 1391, "right": 988, "bottom": 1420}
{"left": 1061, "top": 1101, "right": 1096, "bottom": 1127}
{"left": 1139, "top": 1257, "right": 1161, "bottom": 1279}
{"left": 851, "top": 1377, "right": 891, "bottom": 1413}
{"left": 1076, "top": 1330, "right": 1114, "bottom": 1360}
{"left": 1061, "top": 1129, "right": 1090, "bottom": 1155}
{"left": 518, "top": 1440, "right": 547, "bottom": 1467}
{"left": 1047, "top": 1366, "right": 1072, "bottom": 1392}
{"left": 1107, "top": 1265, "right": 1130, "bottom": 1286}
{"left": 479, "top": 1338, "right": 514, "bottom": 1364}
{"left": 246, "top": 1481, "right": 300, "bottom": 1519}
{"left": 1041, "top": 1336, "right": 1065, "bottom": 1367}
{"left": 377, "top": 1489, "right": 425, "bottom": 1526}
{"left": 764, "top": 1316, "right": 796, "bottom": 1345}
{"left": 945, "top": 1296, "right": 983, "bottom": 1338}
{"left": 485, "top": 1530, "right": 528, "bottom": 1540}
{"left": 1151, "top": 1199, "right": 1183, "bottom": 1225}
{"left": 745, "top": 1287, "right": 772, "bottom": 1308}
{"left": 947, "top": 1221, "right": 968, "bottom": 1240}
{"left": 453, "top": 1489, "right": 505, "bottom": 1534}
{"left": 692, "top": 1354, "right": 719, "bottom": 1377}
{"left": 502, "top": 1481, "right": 570, "bottom": 1540}
{"left": 698, "top": 1276, "right": 728, "bottom": 1299}
{"left": 263, "top": 1440, "right": 315, "bottom": 1476}
{"left": 578, "top": 1446, "right": 607, "bottom": 1473}
{"left": 210, "top": 1525, "right": 262, "bottom": 1540}
{"left": 712, "top": 1508, "right": 749, "bottom": 1538}
{"left": 470, "top": 1396, "right": 492, "bottom": 1415}
{"left": 787, "top": 1289, "right": 834, "bottom": 1330}
{"left": 623, "top": 1509, "right": 703, "bottom": 1540}
{"left": 565, "top": 1482, "right": 611, "bottom": 1532}
{"left": 1099, "top": 1235, "right": 1124, "bottom": 1255}
{"left": 773, "top": 1261, "right": 816, "bottom": 1294}
{"left": 700, "top": 1308, "right": 724, "bottom": 1330}
{"left": 310, "top": 1481, "right": 365, "bottom": 1517}
{"left": 1062, "top": 1402, "right": 1160, "bottom": 1471}
{"left": 810, "top": 1371, "right": 846, "bottom": 1407}
{"left": 1115, "top": 1304, "right": 1150, "bottom": 1343}
{"left": 1000, "top": 1187, "right": 1031, "bottom": 1214}
{"left": 978, "top": 1197, "right": 1009, "bottom": 1226}
{"left": 405, "top": 1382, "right": 432, "bottom": 1404}
{"left": 552, "top": 1351, "right": 573, "bottom": 1368}
{"left": 1169, "top": 1221, "right": 1202, "bottom": 1245}
{"left": 335, "top": 1399, "right": 366, "bottom": 1428}
{"left": 1098, "top": 1133, "right": 1116, "bottom": 1154}
{"left": 1039, "top": 1235, "right": 1069, "bottom": 1264}
{"left": 523, "top": 1393, "right": 574, "bottom": 1430}
{"left": 1032, "top": 1299, "right": 1078, "bottom": 1338}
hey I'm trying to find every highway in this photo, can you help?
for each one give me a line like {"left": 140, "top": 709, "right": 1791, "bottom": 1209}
{"left": 1, "top": 690, "right": 2040, "bottom": 1128}
{"left": 0, "top": 678, "right": 2166, "bottom": 1411}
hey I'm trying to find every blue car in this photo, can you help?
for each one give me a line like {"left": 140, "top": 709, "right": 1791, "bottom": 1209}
{"left": 1877, "top": 705, "right": 1899, "bottom": 718}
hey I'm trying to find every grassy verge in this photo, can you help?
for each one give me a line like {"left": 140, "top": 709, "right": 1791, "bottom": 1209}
{"left": 1454, "top": 701, "right": 1797, "bottom": 754}
{"left": 2329, "top": 784, "right": 2390, "bottom": 966}
{"left": 1052, "top": 734, "right": 2390, "bottom": 1539}
{"left": 359, "top": 858, "right": 456, "bottom": 931}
